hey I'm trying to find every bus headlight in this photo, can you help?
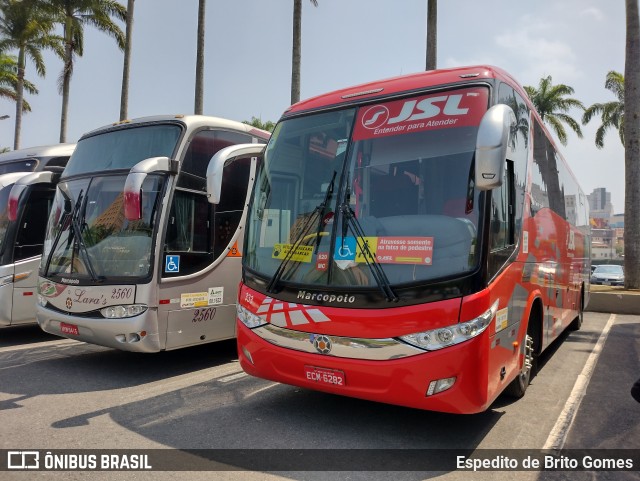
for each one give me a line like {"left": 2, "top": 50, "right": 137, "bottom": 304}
{"left": 37, "top": 294, "right": 48, "bottom": 307}
{"left": 399, "top": 300, "right": 498, "bottom": 351}
{"left": 237, "top": 304, "right": 267, "bottom": 329}
{"left": 101, "top": 304, "right": 148, "bottom": 319}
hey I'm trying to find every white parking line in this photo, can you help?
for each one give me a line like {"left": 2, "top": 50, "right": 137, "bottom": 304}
{"left": 0, "top": 338, "right": 82, "bottom": 353}
{"left": 543, "top": 313, "right": 616, "bottom": 451}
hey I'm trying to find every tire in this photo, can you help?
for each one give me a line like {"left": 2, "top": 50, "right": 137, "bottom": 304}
{"left": 504, "top": 323, "right": 536, "bottom": 398}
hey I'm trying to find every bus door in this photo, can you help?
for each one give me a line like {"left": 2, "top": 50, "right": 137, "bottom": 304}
{"left": 160, "top": 132, "right": 264, "bottom": 350}
{"left": 7, "top": 176, "right": 57, "bottom": 325}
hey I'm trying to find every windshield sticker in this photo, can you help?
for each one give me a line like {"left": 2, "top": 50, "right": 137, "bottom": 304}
{"left": 353, "top": 87, "right": 488, "bottom": 141}
{"left": 316, "top": 252, "right": 329, "bottom": 271}
{"left": 334, "top": 237, "right": 357, "bottom": 261}
{"left": 272, "top": 243, "right": 313, "bottom": 263}
{"left": 337, "top": 236, "right": 434, "bottom": 265}
{"left": 208, "top": 287, "right": 224, "bottom": 305}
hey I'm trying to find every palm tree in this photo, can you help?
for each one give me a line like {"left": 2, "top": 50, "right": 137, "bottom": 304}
{"left": 524, "top": 75, "right": 585, "bottom": 146}
{"left": 425, "top": 0, "right": 437, "bottom": 70}
{"left": 624, "top": 0, "right": 640, "bottom": 289}
{"left": 582, "top": 71, "right": 625, "bottom": 148}
{"left": 48, "top": 0, "right": 126, "bottom": 142}
{"left": 194, "top": 0, "right": 205, "bottom": 114}
{"left": 119, "top": 0, "right": 134, "bottom": 120}
{"left": 0, "top": 52, "right": 38, "bottom": 111}
{"left": 243, "top": 116, "right": 275, "bottom": 132}
{"left": 291, "top": 0, "right": 318, "bottom": 105}
{"left": 0, "top": 0, "right": 62, "bottom": 149}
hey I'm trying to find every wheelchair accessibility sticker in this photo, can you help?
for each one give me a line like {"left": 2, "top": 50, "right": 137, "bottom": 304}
{"left": 334, "top": 237, "right": 357, "bottom": 261}
{"left": 165, "top": 255, "right": 180, "bottom": 273}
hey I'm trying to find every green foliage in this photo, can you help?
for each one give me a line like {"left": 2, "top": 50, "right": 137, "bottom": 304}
{"left": 582, "top": 71, "right": 625, "bottom": 149}
{"left": 0, "top": 52, "right": 37, "bottom": 110}
{"left": 524, "top": 75, "right": 585, "bottom": 146}
{"left": 243, "top": 116, "right": 276, "bottom": 132}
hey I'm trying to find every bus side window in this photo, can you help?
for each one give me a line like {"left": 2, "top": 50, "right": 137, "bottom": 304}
{"left": 213, "top": 156, "right": 251, "bottom": 258}
{"left": 15, "top": 189, "right": 54, "bottom": 261}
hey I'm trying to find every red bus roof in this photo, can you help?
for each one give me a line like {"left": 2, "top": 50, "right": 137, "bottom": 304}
{"left": 285, "top": 65, "right": 525, "bottom": 116}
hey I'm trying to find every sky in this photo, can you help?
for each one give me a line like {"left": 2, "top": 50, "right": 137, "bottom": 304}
{"left": 0, "top": 0, "right": 627, "bottom": 213}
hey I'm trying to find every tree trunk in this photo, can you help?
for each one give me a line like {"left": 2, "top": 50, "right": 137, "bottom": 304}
{"left": 624, "top": 0, "right": 640, "bottom": 288}
{"left": 194, "top": 0, "right": 206, "bottom": 115}
{"left": 13, "top": 47, "right": 26, "bottom": 150}
{"left": 59, "top": 19, "right": 74, "bottom": 144}
{"left": 120, "top": 0, "right": 135, "bottom": 121}
{"left": 426, "top": 0, "right": 437, "bottom": 70}
{"left": 291, "top": 0, "right": 302, "bottom": 105}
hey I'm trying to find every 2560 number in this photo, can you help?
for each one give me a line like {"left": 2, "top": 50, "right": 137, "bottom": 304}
{"left": 193, "top": 307, "right": 216, "bottom": 323}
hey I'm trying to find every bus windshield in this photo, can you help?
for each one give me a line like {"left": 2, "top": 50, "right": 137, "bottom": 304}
{"left": 245, "top": 86, "right": 489, "bottom": 289}
{"left": 0, "top": 160, "right": 38, "bottom": 174}
{"left": 41, "top": 174, "right": 165, "bottom": 282}
{"left": 63, "top": 123, "right": 181, "bottom": 177}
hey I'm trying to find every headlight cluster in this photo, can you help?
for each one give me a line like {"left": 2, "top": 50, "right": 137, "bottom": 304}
{"left": 237, "top": 304, "right": 267, "bottom": 328}
{"left": 100, "top": 304, "right": 147, "bottom": 319}
{"left": 399, "top": 300, "right": 498, "bottom": 351}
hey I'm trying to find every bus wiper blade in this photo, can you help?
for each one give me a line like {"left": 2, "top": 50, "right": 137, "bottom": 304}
{"left": 314, "top": 170, "right": 336, "bottom": 252}
{"left": 266, "top": 171, "right": 337, "bottom": 294}
{"left": 339, "top": 203, "right": 398, "bottom": 302}
{"left": 61, "top": 189, "right": 102, "bottom": 283}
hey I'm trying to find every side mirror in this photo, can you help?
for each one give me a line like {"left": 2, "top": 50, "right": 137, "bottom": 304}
{"left": 206, "top": 144, "right": 265, "bottom": 204}
{"left": 123, "top": 156, "right": 176, "bottom": 221}
{"left": 475, "top": 104, "right": 516, "bottom": 191}
{"left": 5, "top": 171, "right": 50, "bottom": 221}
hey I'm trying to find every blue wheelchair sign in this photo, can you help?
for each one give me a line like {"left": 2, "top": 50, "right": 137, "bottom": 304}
{"left": 334, "top": 237, "right": 356, "bottom": 261}
{"left": 165, "top": 255, "right": 180, "bottom": 273}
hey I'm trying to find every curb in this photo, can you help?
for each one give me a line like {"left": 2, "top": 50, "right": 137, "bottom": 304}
{"left": 586, "top": 291, "right": 640, "bottom": 315}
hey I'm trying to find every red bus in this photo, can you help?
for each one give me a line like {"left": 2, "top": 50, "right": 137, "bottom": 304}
{"left": 226, "top": 66, "right": 590, "bottom": 414}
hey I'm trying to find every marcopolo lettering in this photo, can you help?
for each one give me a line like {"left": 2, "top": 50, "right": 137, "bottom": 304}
{"left": 297, "top": 290, "right": 356, "bottom": 304}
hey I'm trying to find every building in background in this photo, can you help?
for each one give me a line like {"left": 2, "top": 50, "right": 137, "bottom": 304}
{"left": 587, "top": 187, "right": 623, "bottom": 260}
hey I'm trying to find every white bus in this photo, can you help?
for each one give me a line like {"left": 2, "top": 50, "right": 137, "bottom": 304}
{"left": 0, "top": 144, "right": 75, "bottom": 327}
{"left": 36, "top": 115, "right": 269, "bottom": 352}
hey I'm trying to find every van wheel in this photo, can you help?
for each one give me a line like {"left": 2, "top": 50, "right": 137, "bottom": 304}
{"left": 505, "top": 324, "right": 536, "bottom": 398}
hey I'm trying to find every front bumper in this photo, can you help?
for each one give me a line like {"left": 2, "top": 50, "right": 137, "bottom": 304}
{"left": 237, "top": 321, "right": 492, "bottom": 414}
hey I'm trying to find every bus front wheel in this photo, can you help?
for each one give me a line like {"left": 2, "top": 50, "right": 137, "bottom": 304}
{"left": 505, "top": 322, "right": 536, "bottom": 398}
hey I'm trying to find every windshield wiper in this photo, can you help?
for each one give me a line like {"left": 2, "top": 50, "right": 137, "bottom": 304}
{"left": 52, "top": 189, "right": 102, "bottom": 283}
{"left": 339, "top": 201, "right": 398, "bottom": 302}
{"left": 266, "top": 171, "right": 337, "bottom": 294}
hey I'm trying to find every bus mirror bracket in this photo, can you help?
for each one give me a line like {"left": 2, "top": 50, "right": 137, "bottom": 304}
{"left": 475, "top": 104, "right": 516, "bottom": 191}
{"left": 206, "top": 144, "right": 265, "bottom": 204}
{"left": 124, "top": 156, "right": 173, "bottom": 221}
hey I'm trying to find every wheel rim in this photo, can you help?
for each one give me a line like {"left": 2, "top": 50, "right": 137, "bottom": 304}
{"left": 519, "top": 333, "right": 534, "bottom": 385}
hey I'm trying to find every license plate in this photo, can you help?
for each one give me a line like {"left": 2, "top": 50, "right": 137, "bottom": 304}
{"left": 60, "top": 322, "right": 79, "bottom": 336}
{"left": 603, "top": 281, "right": 611, "bottom": 286}
{"left": 304, "top": 365, "right": 346, "bottom": 386}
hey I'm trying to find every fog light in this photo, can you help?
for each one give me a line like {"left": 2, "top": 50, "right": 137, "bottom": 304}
{"left": 426, "top": 377, "right": 456, "bottom": 396}
{"left": 115, "top": 334, "right": 126, "bottom": 343}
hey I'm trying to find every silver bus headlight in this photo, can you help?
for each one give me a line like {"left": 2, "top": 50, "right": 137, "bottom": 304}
{"left": 237, "top": 304, "right": 267, "bottom": 329}
{"left": 100, "top": 304, "right": 148, "bottom": 319}
{"left": 399, "top": 300, "right": 498, "bottom": 351}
